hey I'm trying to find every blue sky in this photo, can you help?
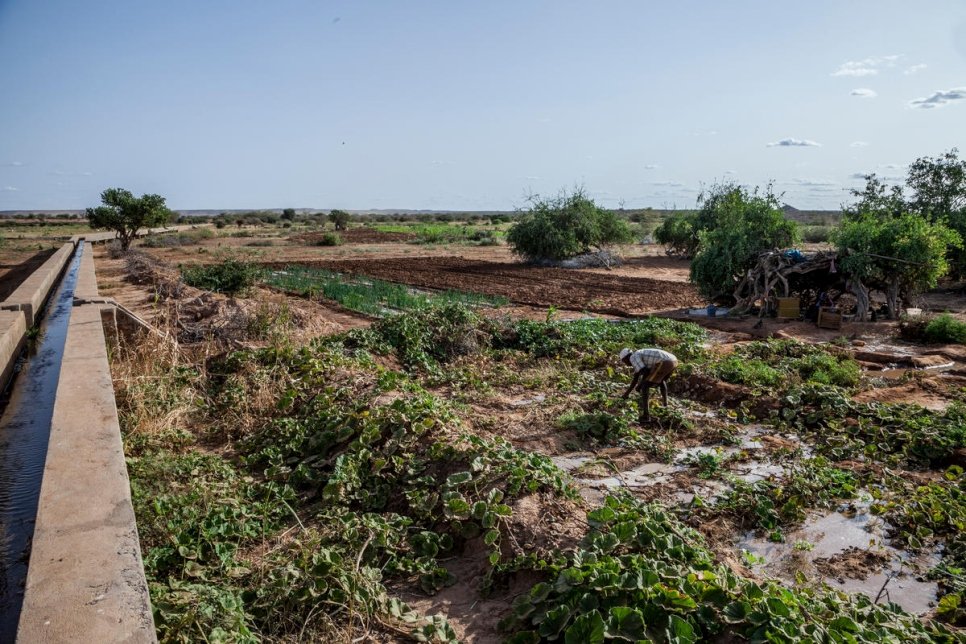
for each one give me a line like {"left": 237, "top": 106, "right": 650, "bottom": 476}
{"left": 0, "top": 1, "right": 964, "bottom": 211}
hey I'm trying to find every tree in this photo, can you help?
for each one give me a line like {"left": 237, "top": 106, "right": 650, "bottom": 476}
{"left": 506, "top": 188, "right": 632, "bottom": 262}
{"left": 689, "top": 184, "right": 799, "bottom": 301}
{"left": 281, "top": 208, "right": 296, "bottom": 221}
{"left": 328, "top": 209, "right": 350, "bottom": 231}
{"left": 86, "top": 188, "right": 173, "bottom": 250}
{"left": 846, "top": 174, "right": 906, "bottom": 220}
{"left": 835, "top": 212, "right": 960, "bottom": 319}
{"left": 906, "top": 148, "right": 966, "bottom": 223}
{"left": 906, "top": 149, "right": 966, "bottom": 278}
{"left": 654, "top": 213, "right": 696, "bottom": 258}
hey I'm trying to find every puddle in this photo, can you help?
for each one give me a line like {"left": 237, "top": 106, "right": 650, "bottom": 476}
{"left": 550, "top": 454, "right": 593, "bottom": 472}
{"left": 510, "top": 394, "right": 545, "bottom": 407}
{"left": 738, "top": 496, "right": 940, "bottom": 615}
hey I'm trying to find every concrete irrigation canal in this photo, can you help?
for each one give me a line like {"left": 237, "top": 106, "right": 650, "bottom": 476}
{"left": 0, "top": 233, "right": 163, "bottom": 642}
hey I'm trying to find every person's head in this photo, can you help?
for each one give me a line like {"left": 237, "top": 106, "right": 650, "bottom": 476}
{"left": 619, "top": 348, "right": 632, "bottom": 365}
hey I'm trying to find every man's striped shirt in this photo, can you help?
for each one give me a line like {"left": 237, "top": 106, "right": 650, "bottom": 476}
{"left": 629, "top": 348, "right": 677, "bottom": 374}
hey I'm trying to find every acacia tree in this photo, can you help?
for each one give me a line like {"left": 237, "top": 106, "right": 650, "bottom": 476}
{"left": 506, "top": 188, "right": 632, "bottom": 262}
{"left": 328, "top": 209, "right": 350, "bottom": 231}
{"left": 689, "top": 183, "right": 799, "bottom": 301}
{"left": 86, "top": 188, "right": 173, "bottom": 250}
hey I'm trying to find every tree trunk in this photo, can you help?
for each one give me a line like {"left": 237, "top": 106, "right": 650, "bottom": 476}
{"left": 886, "top": 277, "right": 900, "bottom": 319}
{"left": 848, "top": 277, "right": 870, "bottom": 321}
{"left": 119, "top": 229, "right": 133, "bottom": 251}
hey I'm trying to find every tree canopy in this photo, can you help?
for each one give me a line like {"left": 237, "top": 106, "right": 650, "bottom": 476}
{"left": 86, "top": 188, "right": 174, "bottom": 250}
{"left": 328, "top": 209, "right": 350, "bottom": 231}
{"left": 835, "top": 208, "right": 961, "bottom": 319}
{"left": 506, "top": 188, "right": 632, "bottom": 262}
{"left": 688, "top": 184, "right": 799, "bottom": 301}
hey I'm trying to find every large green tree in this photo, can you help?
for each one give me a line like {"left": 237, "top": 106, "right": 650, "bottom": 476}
{"left": 86, "top": 188, "right": 174, "bottom": 250}
{"left": 835, "top": 212, "right": 961, "bottom": 319}
{"left": 506, "top": 188, "right": 632, "bottom": 262}
{"left": 689, "top": 184, "right": 799, "bottom": 301}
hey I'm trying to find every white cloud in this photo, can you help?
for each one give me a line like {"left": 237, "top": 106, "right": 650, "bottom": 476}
{"left": 723, "top": 170, "right": 736, "bottom": 175}
{"left": 909, "top": 87, "right": 966, "bottom": 109}
{"left": 1, "top": 186, "right": 19, "bottom": 191}
{"left": 904, "top": 64, "right": 927, "bottom": 75}
{"left": 646, "top": 180, "right": 685, "bottom": 187}
{"left": 643, "top": 164, "right": 659, "bottom": 170}
{"left": 5, "top": 161, "right": 23, "bottom": 167}
{"left": 850, "top": 141, "right": 869, "bottom": 147}
{"left": 789, "top": 178, "right": 836, "bottom": 187}
{"left": 767, "top": 138, "right": 821, "bottom": 147}
{"left": 850, "top": 88, "right": 877, "bottom": 98}
{"left": 831, "top": 55, "right": 900, "bottom": 77}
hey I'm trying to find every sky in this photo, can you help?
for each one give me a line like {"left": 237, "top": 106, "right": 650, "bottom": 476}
{"left": 0, "top": 1, "right": 964, "bottom": 212}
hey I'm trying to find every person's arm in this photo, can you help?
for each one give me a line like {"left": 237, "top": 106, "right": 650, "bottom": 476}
{"left": 622, "top": 370, "right": 642, "bottom": 399}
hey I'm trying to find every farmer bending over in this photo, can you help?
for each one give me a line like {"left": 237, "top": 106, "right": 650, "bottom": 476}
{"left": 619, "top": 347, "right": 678, "bottom": 423}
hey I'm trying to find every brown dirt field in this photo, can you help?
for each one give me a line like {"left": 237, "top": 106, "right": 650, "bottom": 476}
{"left": 287, "top": 256, "right": 702, "bottom": 315}
{"left": 92, "top": 245, "right": 371, "bottom": 343}
{"left": 0, "top": 248, "right": 55, "bottom": 300}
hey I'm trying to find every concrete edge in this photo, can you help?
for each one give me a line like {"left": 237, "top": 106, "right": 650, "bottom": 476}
{"left": 0, "top": 243, "right": 75, "bottom": 327}
{"left": 16, "top": 267, "right": 156, "bottom": 642}
{"left": 72, "top": 242, "right": 99, "bottom": 301}
{"left": 0, "top": 310, "right": 27, "bottom": 393}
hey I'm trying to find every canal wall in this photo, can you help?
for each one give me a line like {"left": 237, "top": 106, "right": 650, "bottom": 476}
{"left": 1, "top": 242, "right": 75, "bottom": 327}
{"left": 0, "top": 311, "right": 27, "bottom": 393}
{"left": 13, "top": 241, "right": 156, "bottom": 642}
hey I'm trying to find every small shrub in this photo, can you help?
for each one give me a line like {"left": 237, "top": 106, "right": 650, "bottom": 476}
{"left": 924, "top": 314, "right": 966, "bottom": 344}
{"left": 181, "top": 259, "right": 262, "bottom": 295}
{"left": 314, "top": 233, "right": 342, "bottom": 247}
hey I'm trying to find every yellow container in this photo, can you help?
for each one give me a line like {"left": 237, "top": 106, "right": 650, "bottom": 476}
{"left": 776, "top": 297, "right": 800, "bottom": 319}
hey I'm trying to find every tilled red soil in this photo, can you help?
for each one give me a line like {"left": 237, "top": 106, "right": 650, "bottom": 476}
{"left": 295, "top": 256, "right": 703, "bottom": 315}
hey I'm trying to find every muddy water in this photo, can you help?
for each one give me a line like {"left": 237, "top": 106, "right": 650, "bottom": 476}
{"left": 552, "top": 422, "right": 940, "bottom": 615}
{"left": 738, "top": 496, "right": 940, "bottom": 615}
{"left": 0, "top": 243, "right": 82, "bottom": 639}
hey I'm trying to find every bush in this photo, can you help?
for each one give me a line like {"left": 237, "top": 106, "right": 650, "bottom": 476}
{"left": 654, "top": 213, "right": 696, "bottom": 257}
{"left": 690, "top": 184, "right": 799, "bottom": 300}
{"left": 506, "top": 188, "right": 632, "bottom": 262}
{"left": 181, "top": 259, "right": 262, "bottom": 295}
{"left": 924, "top": 314, "right": 966, "bottom": 344}
{"left": 314, "top": 233, "right": 342, "bottom": 247}
{"left": 801, "top": 224, "right": 833, "bottom": 243}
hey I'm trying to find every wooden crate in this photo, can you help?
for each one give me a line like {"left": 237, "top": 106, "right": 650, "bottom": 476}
{"left": 817, "top": 307, "right": 843, "bottom": 330}
{"left": 776, "top": 297, "right": 800, "bottom": 319}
